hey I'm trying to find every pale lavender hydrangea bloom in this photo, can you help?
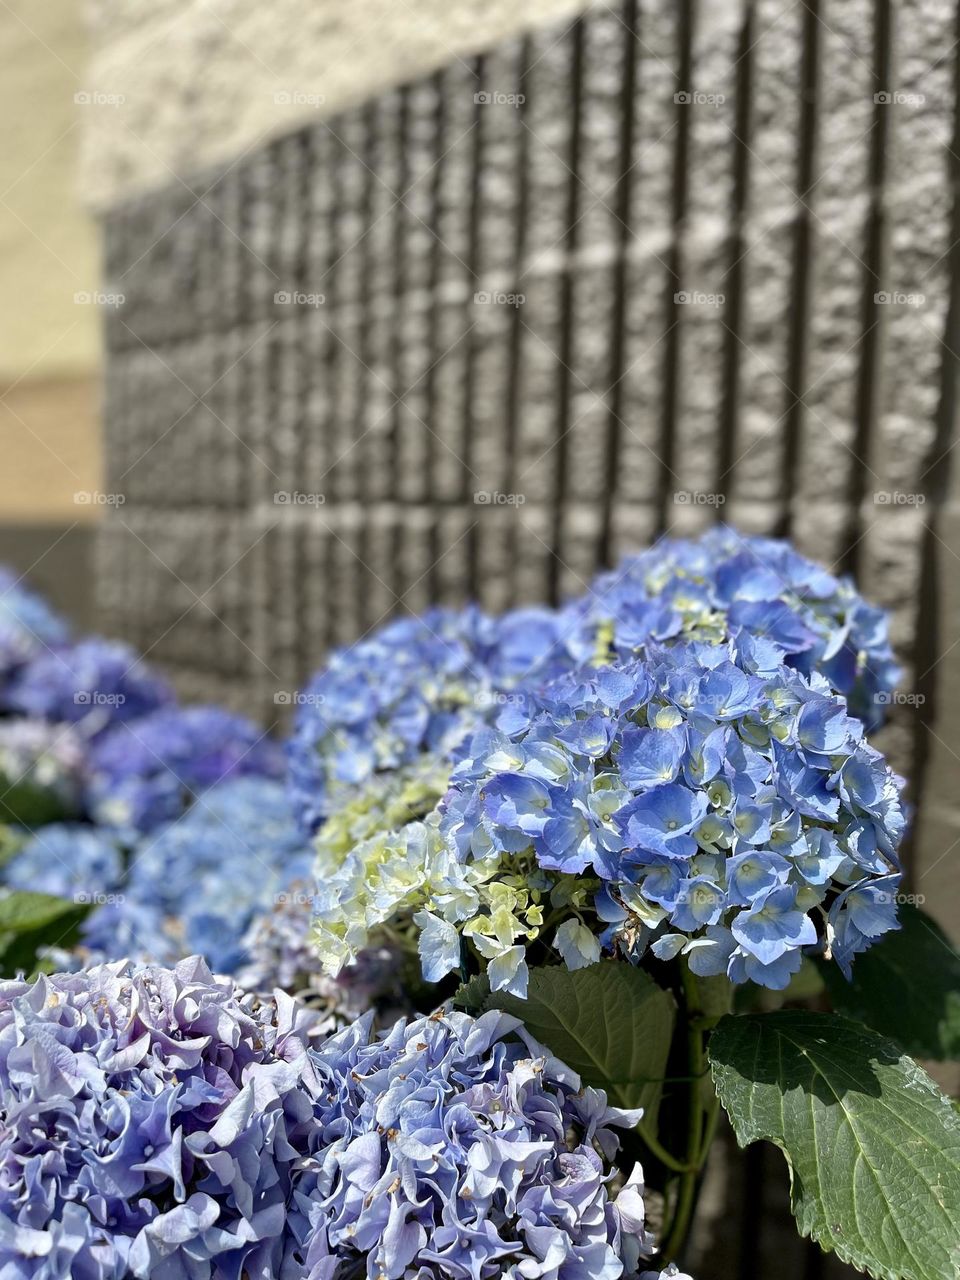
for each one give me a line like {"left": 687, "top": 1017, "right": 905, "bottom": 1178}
{"left": 0, "top": 957, "right": 319, "bottom": 1280}
{"left": 0, "top": 962, "right": 682, "bottom": 1280}
{"left": 283, "top": 1008, "right": 658, "bottom": 1280}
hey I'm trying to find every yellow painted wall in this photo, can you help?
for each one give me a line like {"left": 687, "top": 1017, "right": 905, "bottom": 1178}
{"left": 0, "top": 0, "right": 102, "bottom": 523}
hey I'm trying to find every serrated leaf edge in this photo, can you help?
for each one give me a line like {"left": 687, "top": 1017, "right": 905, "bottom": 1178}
{"left": 709, "top": 1014, "right": 960, "bottom": 1280}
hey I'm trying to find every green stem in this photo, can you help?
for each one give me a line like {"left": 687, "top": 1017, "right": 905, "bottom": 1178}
{"left": 658, "top": 964, "right": 711, "bottom": 1262}
{"left": 636, "top": 1122, "right": 698, "bottom": 1175}
{"left": 698, "top": 1087, "right": 722, "bottom": 1164}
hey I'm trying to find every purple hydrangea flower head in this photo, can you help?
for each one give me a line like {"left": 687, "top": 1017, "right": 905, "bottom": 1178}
{"left": 86, "top": 705, "right": 285, "bottom": 837}
{"left": 287, "top": 605, "right": 565, "bottom": 833}
{"left": 0, "top": 956, "right": 320, "bottom": 1280}
{"left": 283, "top": 1007, "right": 659, "bottom": 1280}
{"left": 562, "top": 527, "right": 900, "bottom": 728}
{"left": 6, "top": 637, "right": 174, "bottom": 734}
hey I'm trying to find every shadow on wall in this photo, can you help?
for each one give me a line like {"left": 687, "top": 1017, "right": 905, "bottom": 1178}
{"left": 0, "top": 527, "right": 97, "bottom": 634}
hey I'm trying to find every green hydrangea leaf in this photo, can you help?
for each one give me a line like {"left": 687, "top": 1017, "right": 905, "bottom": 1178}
{"left": 484, "top": 961, "right": 675, "bottom": 1117}
{"left": 0, "top": 890, "right": 90, "bottom": 977}
{"left": 709, "top": 1011, "right": 960, "bottom": 1280}
{"left": 453, "top": 973, "right": 491, "bottom": 1014}
{"left": 0, "top": 774, "right": 70, "bottom": 828}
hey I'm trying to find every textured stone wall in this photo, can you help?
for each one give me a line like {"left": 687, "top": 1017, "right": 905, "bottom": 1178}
{"left": 79, "top": 0, "right": 588, "bottom": 209}
{"left": 95, "top": 0, "right": 960, "bottom": 930}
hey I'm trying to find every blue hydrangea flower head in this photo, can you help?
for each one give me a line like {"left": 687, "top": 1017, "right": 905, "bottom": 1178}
{"left": 562, "top": 527, "right": 900, "bottom": 727}
{"left": 6, "top": 637, "right": 174, "bottom": 732}
{"left": 83, "top": 777, "right": 315, "bottom": 973}
{"left": 86, "top": 704, "right": 285, "bottom": 836}
{"left": 313, "top": 644, "right": 905, "bottom": 995}
{"left": 0, "top": 568, "right": 69, "bottom": 699}
{"left": 4, "top": 823, "right": 123, "bottom": 903}
{"left": 287, "top": 605, "right": 566, "bottom": 833}
{"left": 78, "top": 895, "right": 178, "bottom": 968}
{"left": 447, "top": 648, "right": 904, "bottom": 990}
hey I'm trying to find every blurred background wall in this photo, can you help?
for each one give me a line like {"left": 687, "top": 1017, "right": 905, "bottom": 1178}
{"left": 0, "top": 0, "right": 102, "bottom": 629}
